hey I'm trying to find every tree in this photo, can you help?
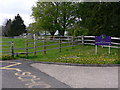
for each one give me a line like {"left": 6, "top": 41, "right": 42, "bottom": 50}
{"left": 10, "top": 14, "right": 26, "bottom": 36}
{"left": 4, "top": 19, "right": 12, "bottom": 36}
{"left": 31, "top": 2, "right": 77, "bottom": 36}
{"left": 32, "top": 2, "right": 58, "bottom": 36}
{"left": 57, "top": 2, "right": 76, "bottom": 36}
{"left": 67, "top": 24, "right": 88, "bottom": 36}
{"left": 3, "top": 14, "right": 26, "bottom": 37}
{"left": 31, "top": 2, "right": 120, "bottom": 37}
{"left": 77, "top": 2, "right": 120, "bottom": 37}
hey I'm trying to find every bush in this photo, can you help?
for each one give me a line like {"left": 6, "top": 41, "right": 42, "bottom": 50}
{"left": 114, "top": 60, "right": 120, "bottom": 64}
{"left": 1, "top": 55, "right": 15, "bottom": 60}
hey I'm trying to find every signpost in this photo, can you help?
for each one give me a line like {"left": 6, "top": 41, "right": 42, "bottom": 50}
{"left": 95, "top": 35, "right": 111, "bottom": 54}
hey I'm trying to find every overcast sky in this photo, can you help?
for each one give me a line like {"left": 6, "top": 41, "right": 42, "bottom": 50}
{"left": 0, "top": 0, "right": 38, "bottom": 26}
{"left": 1, "top": 0, "right": 119, "bottom": 27}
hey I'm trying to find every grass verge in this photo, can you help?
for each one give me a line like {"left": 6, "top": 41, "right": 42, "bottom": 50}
{"left": 2, "top": 38, "right": 120, "bottom": 64}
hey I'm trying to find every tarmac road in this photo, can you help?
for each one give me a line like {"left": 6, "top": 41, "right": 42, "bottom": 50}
{"left": 0, "top": 59, "right": 119, "bottom": 90}
{"left": 31, "top": 62, "right": 119, "bottom": 88}
{"left": 0, "top": 59, "right": 71, "bottom": 89}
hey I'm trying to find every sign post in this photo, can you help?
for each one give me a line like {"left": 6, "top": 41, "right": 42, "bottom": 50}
{"left": 95, "top": 35, "right": 111, "bottom": 54}
{"left": 95, "top": 45, "right": 98, "bottom": 55}
{"left": 109, "top": 45, "right": 111, "bottom": 54}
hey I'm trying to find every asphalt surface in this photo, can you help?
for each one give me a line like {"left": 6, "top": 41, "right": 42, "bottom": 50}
{"left": 1, "top": 59, "right": 71, "bottom": 88}
{"left": 0, "top": 59, "right": 119, "bottom": 90}
{"left": 31, "top": 63, "right": 119, "bottom": 88}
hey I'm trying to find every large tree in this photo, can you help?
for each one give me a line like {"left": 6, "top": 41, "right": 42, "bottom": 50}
{"left": 31, "top": 2, "right": 120, "bottom": 37}
{"left": 3, "top": 19, "right": 12, "bottom": 36}
{"left": 77, "top": 2, "right": 120, "bottom": 37}
{"left": 31, "top": 2, "right": 77, "bottom": 36}
{"left": 3, "top": 14, "right": 26, "bottom": 37}
{"left": 10, "top": 14, "right": 26, "bottom": 36}
{"left": 32, "top": 2, "right": 58, "bottom": 36}
{"left": 57, "top": 2, "right": 76, "bottom": 36}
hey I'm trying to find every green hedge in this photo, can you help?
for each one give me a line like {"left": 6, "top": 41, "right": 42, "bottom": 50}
{"left": 1, "top": 55, "right": 16, "bottom": 60}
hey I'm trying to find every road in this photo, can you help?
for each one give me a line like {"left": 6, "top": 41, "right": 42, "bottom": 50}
{"left": 31, "top": 62, "right": 119, "bottom": 88}
{"left": 0, "top": 59, "right": 70, "bottom": 89}
{"left": 0, "top": 59, "right": 119, "bottom": 90}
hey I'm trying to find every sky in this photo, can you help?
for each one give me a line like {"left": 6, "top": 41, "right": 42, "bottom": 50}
{"left": 0, "top": 0, "right": 119, "bottom": 27}
{"left": 0, "top": 0, "right": 38, "bottom": 26}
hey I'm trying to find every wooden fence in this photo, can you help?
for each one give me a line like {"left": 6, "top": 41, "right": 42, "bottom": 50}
{"left": 0, "top": 41, "right": 11, "bottom": 56}
{"left": 1, "top": 36, "right": 120, "bottom": 57}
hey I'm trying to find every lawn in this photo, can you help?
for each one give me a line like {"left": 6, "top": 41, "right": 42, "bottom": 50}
{"left": 1, "top": 38, "right": 120, "bottom": 64}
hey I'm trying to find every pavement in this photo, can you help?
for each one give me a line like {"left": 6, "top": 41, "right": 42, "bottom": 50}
{"left": 31, "top": 63, "right": 119, "bottom": 88}
{"left": 1, "top": 60, "right": 70, "bottom": 88}
{"left": 0, "top": 59, "right": 119, "bottom": 89}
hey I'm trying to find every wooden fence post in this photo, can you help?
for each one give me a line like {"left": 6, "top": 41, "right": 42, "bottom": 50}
{"left": 34, "top": 39, "right": 36, "bottom": 56}
{"left": 76, "top": 36, "right": 79, "bottom": 45}
{"left": 11, "top": 41, "right": 14, "bottom": 57}
{"left": 26, "top": 40, "right": 28, "bottom": 57}
{"left": 44, "top": 38, "right": 46, "bottom": 54}
{"left": 68, "top": 37, "right": 71, "bottom": 46}
{"left": 81, "top": 35, "right": 84, "bottom": 45}
{"left": 59, "top": 37, "right": 61, "bottom": 52}
{"left": 72, "top": 36, "right": 74, "bottom": 49}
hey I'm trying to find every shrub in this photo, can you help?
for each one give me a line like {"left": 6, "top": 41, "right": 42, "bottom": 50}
{"left": 114, "top": 60, "right": 120, "bottom": 64}
{"left": 1, "top": 55, "right": 15, "bottom": 60}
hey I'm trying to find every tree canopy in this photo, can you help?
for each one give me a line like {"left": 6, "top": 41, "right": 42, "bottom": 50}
{"left": 31, "top": 2, "right": 120, "bottom": 37}
{"left": 3, "top": 14, "right": 26, "bottom": 37}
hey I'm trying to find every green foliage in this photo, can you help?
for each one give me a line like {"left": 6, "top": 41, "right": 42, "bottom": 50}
{"left": 57, "top": 2, "right": 76, "bottom": 36}
{"left": 57, "top": 52, "right": 118, "bottom": 64}
{"left": 11, "top": 14, "right": 26, "bottom": 36}
{"left": 31, "top": 2, "right": 58, "bottom": 36}
{"left": 28, "top": 45, "right": 118, "bottom": 64}
{"left": 67, "top": 24, "right": 88, "bottom": 36}
{"left": 31, "top": 2, "right": 76, "bottom": 36}
{"left": 27, "top": 22, "right": 41, "bottom": 34}
{"left": 31, "top": 2, "right": 120, "bottom": 37}
{"left": 114, "top": 60, "right": 120, "bottom": 64}
{"left": 74, "top": 27, "right": 88, "bottom": 36}
{"left": 3, "top": 19, "right": 12, "bottom": 36}
{"left": 3, "top": 14, "right": 26, "bottom": 37}
{"left": 2, "top": 38, "right": 119, "bottom": 64}
{"left": 77, "top": 2, "right": 120, "bottom": 37}
{"left": 1, "top": 55, "right": 15, "bottom": 60}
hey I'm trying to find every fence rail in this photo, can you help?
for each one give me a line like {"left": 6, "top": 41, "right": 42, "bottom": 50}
{"left": 1, "top": 35, "right": 120, "bottom": 57}
{"left": 1, "top": 41, "right": 11, "bottom": 56}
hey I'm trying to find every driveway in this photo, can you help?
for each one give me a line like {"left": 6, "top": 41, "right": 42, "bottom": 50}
{"left": 0, "top": 60, "right": 70, "bottom": 88}
{"left": 1, "top": 59, "right": 119, "bottom": 89}
{"left": 31, "top": 63, "right": 119, "bottom": 88}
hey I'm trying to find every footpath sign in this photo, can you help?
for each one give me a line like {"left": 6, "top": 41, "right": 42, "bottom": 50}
{"left": 95, "top": 35, "right": 111, "bottom": 54}
{"left": 95, "top": 35, "right": 111, "bottom": 45}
